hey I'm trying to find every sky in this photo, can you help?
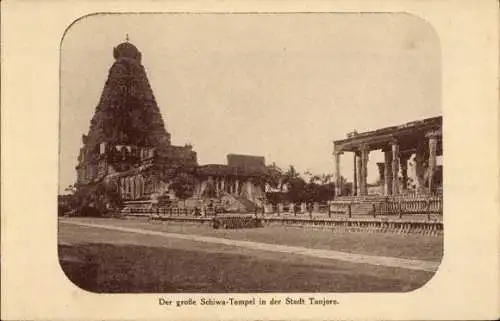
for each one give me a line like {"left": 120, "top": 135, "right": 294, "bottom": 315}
{"left": 59, "top": 13, "right": 441, "bottom": 193}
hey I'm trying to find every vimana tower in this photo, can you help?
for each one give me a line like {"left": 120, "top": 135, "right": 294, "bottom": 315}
{"left": 74, "top": 40, "right": 267, "bottom": 213}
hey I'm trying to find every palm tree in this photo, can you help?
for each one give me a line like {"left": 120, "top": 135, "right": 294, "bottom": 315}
{"left": 282, "top": 165, "right": 300, "bottom": 191}
{"left": 320, "top": 174, "right": 333, "bottom": 185}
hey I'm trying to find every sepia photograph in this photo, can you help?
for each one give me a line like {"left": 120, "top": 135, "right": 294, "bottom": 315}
{"left": 58, "top": 13, "right": 444, "bottom": 293}
{"left": 2, "top": 1, "right": 499, "bottom": 320}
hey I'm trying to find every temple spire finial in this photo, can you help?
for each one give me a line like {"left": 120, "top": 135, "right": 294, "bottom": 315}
{"left": 125, "top": 33, "right": 129, "bottom": 42}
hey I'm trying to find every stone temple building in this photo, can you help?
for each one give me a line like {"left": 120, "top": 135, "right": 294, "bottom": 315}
{"left": 75, "top": 40, "right": 267, "bottom": 212}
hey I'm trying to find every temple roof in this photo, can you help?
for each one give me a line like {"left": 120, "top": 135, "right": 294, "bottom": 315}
{"left": 333, "top": 116, "right": 442, "bottom": 152}
{"left": 227, "top": 154, "right": 265, "bottom": 169}
{"left": 196, "top": 164, "right": 267, "bottom": 177}
{"left": 113, "top": 41, "right": 142, "bottom": 62}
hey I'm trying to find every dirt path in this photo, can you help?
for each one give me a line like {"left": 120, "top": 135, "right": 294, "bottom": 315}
{"left": 60, "top": 220, "right": 440, "bottom": 272}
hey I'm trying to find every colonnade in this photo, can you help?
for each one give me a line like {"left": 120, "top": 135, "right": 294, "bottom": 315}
{"left": 334, "top": 131, "right": 440, "bottom": 196}
{"left": 202, "top": 176, "right": 242, "bottom": 196}
{"left": 120, "top": 174, "right": 145, "bottom": 200}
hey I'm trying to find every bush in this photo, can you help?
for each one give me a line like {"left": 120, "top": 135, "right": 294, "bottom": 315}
{"left": 58, "top": 204, "right": 70, "bottom": 216}
{"left": 78, "top": 205, "right": 103, "bottom": 217}
{"left": 60, "top": 180, "right": 123, "bottom": 217}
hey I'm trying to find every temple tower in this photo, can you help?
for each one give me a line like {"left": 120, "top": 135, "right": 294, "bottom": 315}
{"left": 75, "top": 40, "right": 175, "bottom": 185}
{"left": 87, "top": 40, "right": 171, "bottom": 149}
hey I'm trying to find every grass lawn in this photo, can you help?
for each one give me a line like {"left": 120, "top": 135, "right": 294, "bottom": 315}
{"left": 59, "top": 221, "right": 439, "bottom": 293}
{"left": 62, "top": 217, "right": 443, "bottom": 261}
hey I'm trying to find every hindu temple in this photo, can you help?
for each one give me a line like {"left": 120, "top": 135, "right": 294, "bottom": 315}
{"left": 74, "top": 40, "right": 267, "bottom": 212}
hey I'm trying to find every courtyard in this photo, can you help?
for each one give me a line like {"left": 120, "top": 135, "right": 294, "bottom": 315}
{"left": 58, "top": 217, "right": 442, "bottom": 293}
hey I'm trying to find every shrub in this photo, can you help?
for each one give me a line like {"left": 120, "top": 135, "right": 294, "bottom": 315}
{"left": 65, "top": 180, "right": 123, "bottom": 217}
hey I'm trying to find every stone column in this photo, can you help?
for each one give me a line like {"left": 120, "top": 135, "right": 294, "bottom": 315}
{"left": 200, "top": 180, "right": 207, "bottom": 196}
{"left": 120, "top": 178, "right": 125, "bottom": 197}
{"left": 333, "top": 150, "right": 342, "bottom": 196}
{"left": 352, "top": 152, "right": 358, "bottom": 196}
{"left": 131, "top": 176, "right": 136, "bottom": 200}
{"left": 384, "top": 149, "right": 393, "bottom": 196}
{"left": 400, "top": 154, "right": 409, "bottom": 193}
{"left": 235, "top": 179, "right": 240, "bottom": 195}
{"left": 130, "top": 177, "right": 135, "bottom": 199}
{"left": 391, "top": 142, "right": 400, "bottom": 195}
{"left": 427, "top": 132, "right": 439, "bottom": 194}
{"left": 356, "top": 153, "right": 362, "bottom": 196}
{"left": 215, "top": 177, "right": 220, "bottom": 197}
{"left": 300, "top": 202, "right": 307, "bottom": 213}
{"left": 360, "top": 145, "right": 369, "bottom": 196}
{"left": 376, "top": 162, "right": 385, "bottom": 195}
{"left": 415, "top": 142, "right": 427, "bottom": 194}
{"left": 138, "top": 176, "right": 144, "bottom": 198}
{"left": 221, "top": 177, "right": 225, "bottom": 194}
{"left": 249, "top": 181, "right": 253, "bottom": 200}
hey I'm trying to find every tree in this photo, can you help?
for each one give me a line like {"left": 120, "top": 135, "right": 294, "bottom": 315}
{"left": 264, "top": 163, "right": 283, "bottom": 190}
{"left": 300, "top": 172, "right": 335, "bottom": 203}
{"left": 282, "top": 165, "right": 300, "bottom": 192}
{"left": 339, "top": 176, "right": 352, "bottom": 196}
{"left": 68, "top": 183, "right": 104, "bottom": 216}
{"left": 319, "top": 174, "right": 333, "bottom": 185}
{"left": 286, "top": 176, "right": 307, "bottom": 203}
{"left": 265, "top": 191, "right": 287, "bottom": 205}
{"left": 64, "top": 185, "right": 77, "bottom": 195}
{"left": 170, "top": 172, "right": 196, "bottom": 206}
{"left": 318, "top": 174, "right": 335, "bottom": 202}
{"left": 65, "top": 179, "right": 124, "bottom": 217}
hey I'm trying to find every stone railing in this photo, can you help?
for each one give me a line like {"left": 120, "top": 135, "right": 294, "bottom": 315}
{"left": 330, "top": 195, "right": 443, "bottom": 216}
{"left": 143, "top": 214, "right": 442, "bottom": 236}
{"left": 335, "top": 193, "right": 440, "bottom": 201}
{"left": 262, "top": 217, "right": 442, "bottom": 236}
{"left": 150, "top": 215, "right": 213, "bottom": 224}
{"left": 123, "top": 205, "right": 442, "bottom": 236}
{"left": 122, "top": 195, "right": 442, "bottom": 219}
{"left": 122, "top": 200, "right": 154, "bottom": 208}
{"left": 125, "top": 205, "right": 222, "bottom": 218}
{"left": 375, "top": 197, "right": 442, "bottom": 215}
{"left": 263, "top": 203, "right": 334, "bottom": 216}
{"left": 120, "top": 200, "right": 154, "bottom": 216}
{"left": 260, "top": 195, "right": 442, "bottom": 219}
{"left": 148, "top": 212, "right": 261, "bottom": 229}
{"left": 333, "top": 195, "right": 381, "bottom": 202}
